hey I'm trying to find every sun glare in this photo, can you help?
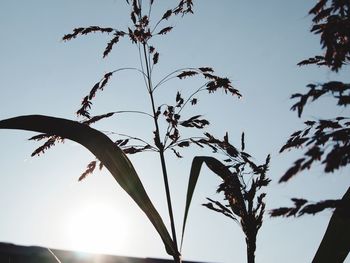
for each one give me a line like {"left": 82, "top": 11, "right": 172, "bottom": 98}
{"left": 64, "top": 202, "right": 129, "bottom": 255}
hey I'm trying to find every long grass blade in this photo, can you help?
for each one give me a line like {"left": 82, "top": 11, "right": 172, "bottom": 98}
{"left": 312, "top": 187, "right": 350, "bottom": 263}
{"left": 0, "top": 115, "right": 178, "bottom": 257}
{"left": 180, "top": 156, "right": 230, "bottom": 250}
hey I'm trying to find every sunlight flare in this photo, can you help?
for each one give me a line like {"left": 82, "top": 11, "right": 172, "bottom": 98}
{"left": 64, "top": 202, "right": 129, "bottom": 255}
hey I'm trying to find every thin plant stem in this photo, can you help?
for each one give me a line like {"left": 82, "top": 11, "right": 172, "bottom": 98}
{"left": 110, "top": 67, "right": 147, "bottom": 78}
{"left": 148, "top": 0, "right": 152, "bottom": 18}
{"left": 101, "top": 131, "right": 157, "bottom": 151}
{"left": 152, "top": 67, "right": 198, "bottom": 92}
{"left": 142, "top": 43, "right": 180, "bottom": 262}
{"left": 104, "top": 110, "right": 153, "bottom": 118}
{"left": 138, "top": 43, "right": 151, "bottom": 90}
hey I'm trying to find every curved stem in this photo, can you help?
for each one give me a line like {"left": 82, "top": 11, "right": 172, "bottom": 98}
{"left": 153, "top": 67, "right": 199, "bottom": 92}
{"left": 110, "top": 110, "right": 153, "bottom": 118}
{"left": 101, "top": 131, "right": 157, "bottom": 151}
{"left": 164, "top": 136, "right": 204, "bottom": 151}
{"left": 177, "top": 84, "right": 207, "bottom": 115}
{"left": 110, "top": 67, "right": 148, "bottom": 79}
{"left": 151, "top": 18, "right": 164, "bottom": 35}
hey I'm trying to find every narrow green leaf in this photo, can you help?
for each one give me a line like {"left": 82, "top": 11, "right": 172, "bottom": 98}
{"left": 0, "top": 115, "right": 178, "bottom": 257}
{"left": 180, "top": 156, "right": 233, "bottom": 250}
{"left": 312, "top": 187, "right": 350, "bottom": 263}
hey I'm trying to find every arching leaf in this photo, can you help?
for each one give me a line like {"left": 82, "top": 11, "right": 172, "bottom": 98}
{"left": 0, "top": 115, "right": 178, "bottom": 257}
{"left": 180, "top": 156, "right": 234, "bottom": 250}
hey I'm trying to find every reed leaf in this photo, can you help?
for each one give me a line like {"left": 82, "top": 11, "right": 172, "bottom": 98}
{"left": 180, "top": 156, "right": 230, "bottom": 250}
{"left": 0, "top": 115, "right": 178, "bottom": 257}
{"left": 312, "top": 187, "right": 350, "bottom": 263}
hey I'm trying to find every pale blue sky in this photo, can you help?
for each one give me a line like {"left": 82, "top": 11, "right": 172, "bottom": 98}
{"left": 0, "top": 1, "right": 349, "bottom": 262}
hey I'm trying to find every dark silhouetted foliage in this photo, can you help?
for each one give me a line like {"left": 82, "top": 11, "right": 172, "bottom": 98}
{"left": 279, "top": 117, "right": 350, "bottom": 182}
{"left": 272, "top": 2, "right": 350, "bottom": 260}
{"left": 297, "top": 0, "right": 350, "bottom": 71}
{"left": 24, "top": 1, "right": 241, "bottom": 262}
{"left": 273, "top": 1, "right": 350, "bottom": 218}
{"left": 199, "top": 133, "right": 270, "bottom": 263}
{"left": 269, "top": 5, "right": 350, "bottom": 261}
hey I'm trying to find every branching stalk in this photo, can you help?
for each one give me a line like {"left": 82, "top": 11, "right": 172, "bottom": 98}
{"left": 142, "top": 43, "right": 180, "bottom": 262}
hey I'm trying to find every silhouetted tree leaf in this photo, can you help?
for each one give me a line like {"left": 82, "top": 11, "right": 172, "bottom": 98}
{"left": 302, "top": 0, "right": 350, "bottom": 71}
{"left": 271, "top": 197, "right": 344, "bottom": 217}
{"left": 279, "top": 158, "right": 304, "bottom": 182}
{"left": 290, "top": 81, "right": 350, "bottom": 117}
{"left": 280, "top": 117, "right": 350, "bottom": 182}
{"left": 300, "top": 199, "right": 340, "bottom": 216}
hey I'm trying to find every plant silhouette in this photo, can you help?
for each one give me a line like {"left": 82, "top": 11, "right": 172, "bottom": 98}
{"left": 182, "top": 133, "right": 270, "bottom": 263}
{"left": 0, "top": 1, "right": 246, "bottom": 262}
{"left": 271, "top": 1, "right": 350, "bottom": 262}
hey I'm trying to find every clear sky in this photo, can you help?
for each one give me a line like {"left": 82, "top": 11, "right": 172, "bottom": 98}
{"left": 0, "top": 1, "right": 349, "bottom": 263}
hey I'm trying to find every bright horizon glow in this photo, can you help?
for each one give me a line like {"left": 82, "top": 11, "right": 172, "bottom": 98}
{"left": 64, "top": 202, "right": 129, "bottom": 255}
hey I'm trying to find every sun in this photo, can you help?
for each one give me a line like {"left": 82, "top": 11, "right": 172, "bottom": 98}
{"left": 64, "top": 202, "right": 129, "bottom": 255}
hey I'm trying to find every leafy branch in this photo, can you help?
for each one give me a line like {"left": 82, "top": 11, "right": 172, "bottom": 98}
{"left": 297, "top": 0, "right": 350, "bottom": 71}
{"left": 275, "top": 1, "right": 350, "bottom": 261}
